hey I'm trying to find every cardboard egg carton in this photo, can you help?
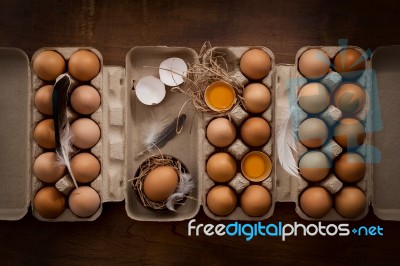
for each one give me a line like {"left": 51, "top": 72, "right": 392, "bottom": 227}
{"left": 1, "top": 45, "right": 399, "bottom": 222}
{"left": 199, "top": 46, "right": 276, "bottom": 221}
{"left": 125, "top": 47, "right": 201, "bottom": 221}
{"left": 0, "top": 47, "right": 126, "bottom": 221}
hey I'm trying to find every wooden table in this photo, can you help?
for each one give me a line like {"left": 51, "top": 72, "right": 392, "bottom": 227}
{"left": 0, "top": 0, "right": 399, "bottom": 264}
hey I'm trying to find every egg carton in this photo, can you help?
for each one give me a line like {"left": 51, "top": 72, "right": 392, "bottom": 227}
{"left": 199, "top": 46, "right": 276, "bottom": 221}
{"left": 274, "top": 46, "right": 374, "bottom": 221}
{"left": 125, "top": 46, "right": 201, "bottom": 221}
{"left": 5, "top": 47, "right": 126, "bottom": 221}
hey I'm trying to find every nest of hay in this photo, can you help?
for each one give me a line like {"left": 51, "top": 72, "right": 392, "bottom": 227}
{"left": 132, "top": 155, "right": 191, "bottom": 211}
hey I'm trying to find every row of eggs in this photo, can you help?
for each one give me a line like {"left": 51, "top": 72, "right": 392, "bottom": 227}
{"left": 298, "top": 48, "right": 365, "bottom": 80}
{"left": 31, "top": 49, "right": 103, "bottom": 219}
{"left": 296, "top": 47, "right": 368, "bottom": 219}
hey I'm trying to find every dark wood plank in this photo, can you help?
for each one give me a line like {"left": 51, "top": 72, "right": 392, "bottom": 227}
{"left": 0, "top": 0, "right": 400, "bottom": 264}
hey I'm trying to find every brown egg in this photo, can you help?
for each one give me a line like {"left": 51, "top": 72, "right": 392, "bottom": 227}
{"left": 69, "top": 186, "right": 101, "bottom": 218}
{"left": 68, "top": 50, "right": 101, "bottom": 81}
{"left": 32, "top": 50, "right": 66, "bottom": 81}
{"left": 143, "top": 166, "right": 178, "bottom": 202}
{"left": 206, "top": 153, "right": 237, "bottom": 183}
{"left": 300, "top": 187, "right": 332, "bottom": 218}
{"left": 71, "top": 85, "right": 101, "bottom": 115}
{"left": 298, "top": 118, "right": 328, "bottom": 148}
{"left": 206, "top": 118, "right": 236, "bottom": 148}
{"left": 33, "top": 152, "right": 65, "bottom": 183}
{"left": 334, "top": 153, "right": 366, "bottom": 183}
{"left": 34, "top": 187, "right": 66, "bottom": 219}
{"left": 333, "top": 118, "right": 365, "bottom": 148}
{"left": 298, "top": 48, "right": 330, "bottom": 80}
{"left": 240, "top": 185, "right": 272, "bottom": 217}
{"left": 34, "top": 85, "right": 54, "bottom": 115}
{"left": 34, "top": 119, "right": 55, "bottom": 149}
{"left": 243, "top": 83, "right": 271, "bottom": 113}
{"left": 240, "top": 117, "right": 271, "bottom": 147}
{"left": 334, "top": 83, "right": 366, "bottom": 114}
{"left": 206, "top": 185, "right": 237, "bottom": 216}
{"left": 71, "top": 153, "right": 101, "bottom": 183}
{"left": 299, "top": 151, "right": 331, "bottom": 182}
{"left": 334, "top": 48, "right": 366, "bottom": 79}
{"left": 335, "top": 186, "right": 367, "bottom": 218}
{"left": 70, "top": 118, "right": 101, "bottom": 149}
{"left": 298, "top": 83, "right": 330, "bottom": 114}
{"left": 239, "top": 49, "right": 272, "bottom": 80}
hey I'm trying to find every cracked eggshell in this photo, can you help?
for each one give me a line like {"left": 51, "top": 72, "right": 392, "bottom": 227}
{"left": 159, "top": 57, "right": 187, "bottom": 86}
{"left": 135, "top": 75, "right": 166, "bottom": 105}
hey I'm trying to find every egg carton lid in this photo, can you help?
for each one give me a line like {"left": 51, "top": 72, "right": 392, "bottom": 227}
{"left": 370, "top": 46, "right": 400, "bottom": 220}
{"left": 0, "top": 48, "right": 31, "bottom": 220}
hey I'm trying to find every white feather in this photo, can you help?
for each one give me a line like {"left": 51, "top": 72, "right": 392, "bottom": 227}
{"left": 166, "top": 173, "right": 194, "bottom": 211}
{"left": 143, "top": 112, "right": 170, "bottom": 147}
{"left": 277, "top": 104, "right": 301, "bottom": 178}
{"left": 56, "top": 121, "right": 78, "bottom": 188}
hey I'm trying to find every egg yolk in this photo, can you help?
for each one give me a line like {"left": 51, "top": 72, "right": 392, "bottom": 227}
{"left": 242, "top": 152, "right": 272, "bottom": 182}
{"left": 206, "top": 84, "right": 235, "bottom": 110}
{"left": 243, "top": 154, "right": 265, "bottom": 179}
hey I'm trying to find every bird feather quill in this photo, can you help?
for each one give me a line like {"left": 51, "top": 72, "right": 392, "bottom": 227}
{"left": 135, "top": 114, "right": 187, "bottom": 159}
{"left": 53, "top": 74, "right": 78, "bottom": 188}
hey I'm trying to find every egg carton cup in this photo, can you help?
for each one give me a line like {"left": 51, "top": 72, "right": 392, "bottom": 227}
{"left": 200, "top": 46, "right": 276, "bottom": 221}
{"left": 283, "top": 46, "right": 375, "bottom": 221}
{"left": 30, "top": 47, "right": 126, "bottom": 221}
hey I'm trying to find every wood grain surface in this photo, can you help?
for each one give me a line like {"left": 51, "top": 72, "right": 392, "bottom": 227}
{"left": 1, "top": 0, "right": 400, "bottom": 265}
